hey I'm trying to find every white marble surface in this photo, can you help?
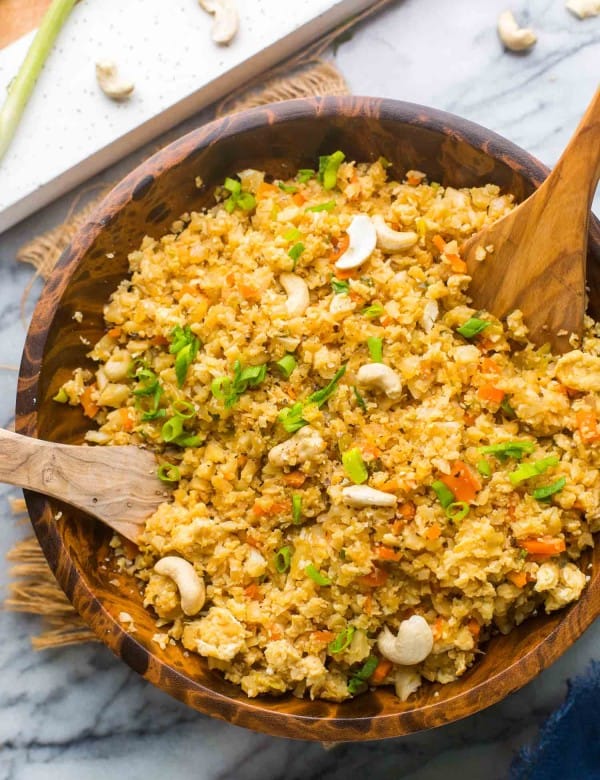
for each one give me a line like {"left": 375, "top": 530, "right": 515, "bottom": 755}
{"left": 0, "top": 0, "right": 599, "bottom": 777}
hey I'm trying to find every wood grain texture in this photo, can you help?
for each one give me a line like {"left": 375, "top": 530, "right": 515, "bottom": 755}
{"left": 0, "top": 0, "right": 51, "bottom": 49}
{"left": 464, "top": 88, "right": 600, "bottom": 353}
{"left": 15, "top": 96, "right": 600, "bottom": 741}
{"left": 0, "top": 429, "right": 165, "bottom": 541}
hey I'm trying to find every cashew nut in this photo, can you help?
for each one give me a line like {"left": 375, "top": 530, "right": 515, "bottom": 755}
{"left": 420, "top": 300, "right": 439, "bottom": 333}
{"left": 394, "top": 667, "right": 422, "bottom": 701}
{"left": 268, "top": 426, "right": 325, "bottom": 468}
{"left": 377, "top": 616, "right": 434, "bottom": 665}
{"left": 199, "top": 0, "right": 239, "bottom": 45}
{"left": 342, "top": 485, "right": 397, "bottom": 508}
{"left": 497, "top": 10, "right": 537, "bottom": 51}
{"left": 154, "top": 556, "right": 206, "bottom": 616}
{"left": 335, "top": 214, "right": 377, "bottom": 271}
{"left": 372, "top": 215, "right": 418, "bottom": 252}
{"left": 356, "top": 363, "right": 403, "bottom": 400}
{"left": 280, "top": 273, "right": 310, "bottom": 317}
{"left": 566, "top": 0, "right": 600, "bottom": 18}
{"left": 95, "top": 60, "right": 135, "bottom": 100}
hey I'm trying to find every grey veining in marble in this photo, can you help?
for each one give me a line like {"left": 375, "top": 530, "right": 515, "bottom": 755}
{"left": 0, "top": 0, "right": 599, "bottom": 778}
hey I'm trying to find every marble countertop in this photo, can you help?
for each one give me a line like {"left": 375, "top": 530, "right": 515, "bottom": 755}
{"left": 1, "top": 0, "right": 599, "bottom": 777}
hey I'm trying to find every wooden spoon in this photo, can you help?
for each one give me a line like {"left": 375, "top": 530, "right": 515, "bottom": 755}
{"left": 463, "top": 88, "right": 600, "bottom": 353}
{"left": 0, "top": 429, "right": 169, "bottom": 542}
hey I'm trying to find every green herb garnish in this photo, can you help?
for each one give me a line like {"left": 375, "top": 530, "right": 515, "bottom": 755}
{"left": 479, "top": 440, "right": 535, "bottom": 461}
{"left": 296, "top": 168, "right": 315, "bottom": 183}
{"left": 432, "top": 480, "right": 455, "bottom": 509}
{"left": 306, "top": 200, "right": 336, "bottom": 213}
{"left": 318, "top": 150, "right": 345, "bottom": 190}
{"left": 292, "top": 494, "right": 303, "bottom": 525}
{"left": 278, "top": 182, "right": 298, "bottom": 193}
{"left": 274, "top": 354, "right": 297, "bottom": 379}
{"left": 445, "top": 501, "right": 470, "bottom": 521}
{"left": 169, "top": 325, "right": 200, "bottom": 388}
{"left": 304, "top": 563, "right": 331, "bottom": 586}
{"left": 509, "top": 456, "right": 559, "bottom": 486}
{"left": 367, "top": 336, "right": 383, "bottom": 363}
{"left": 278, "top": 365, "right": 346, "bottom": 432}
{"left": 531, "top": 477, "right": 566, "bottom": 501}
{"left": 353, "top": 385, "right": 367, "bottom": 411}
{"left": 328, "top": 626, "right": 355, "bottom": 654}
{"left": 157, "top": 463, "right": 180, "bottom": 483}
{"left": 362, "top": 302, "right": 384, "bottom": 320}
{"left": 456, "top": 317, "right": 491, "bottom": 339}
{"left": 172, "top": 399, "right": 196, "bottom": 419}
{"left": 52, "top": 388, "right": 68, "bottom": 403}
{"left": 476, "top": 458, "right": 492, "bottom": 477}
{"left": 211, "top": 360, "right": 268, "bottom": 408}
{"left": 342, "top": 448, "right": 368, "bottom": 484}
{"left": 283, "top": 228, "right": 302, "bottom": 242}
{"left": 274, "top": 546, "right": 292, "bottom": 573}
{"left": 222, "top": 177, "right": 256, "bottom": 213}
{"left": 500, "top": 397, "right": 516, "bottom": 419}
{"left": 288, "top": 242, "right": 305, "bottom": 268}
{"left": 331, "top": 276, "right": 350, "bottom": 295}
{"left": 347, "top": 655, "right": 379, "bottom": 694}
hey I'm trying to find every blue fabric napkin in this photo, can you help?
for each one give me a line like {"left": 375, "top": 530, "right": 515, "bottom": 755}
{"left": 510, "top": 660, "right": 600, "bottom": 780}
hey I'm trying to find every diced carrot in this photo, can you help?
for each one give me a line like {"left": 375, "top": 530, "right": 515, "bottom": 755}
{"left": 362, "top": 441, "right": 381, "bottom": 458}
{"left": 407, "top": 174, "right": 422, "bottom": 186}
{"left": 357, "top": 566, "right": 389, "bottom": 587}
{"left": 375, "top": 545, "right": 402, "bottom": 562}
{"left": 282, "top": 470, "right": 306, "bottom": 487}
{"left": 330, "top": 234, "right": 350, "bottom": 262}
{"left": 432, "top": 616, "right": 444, "bottom": 640}
{"left": 349, "top": 290, "right": 364, "bottom": 303}
{"left": 292, "top": 192, "right": 306, "bottom": 206}
{"left": 107, "top": 326, "right": 122, "bottom": 338}
{"left": 379, "top": 315, "right": 393, "bottom": 327}
{"left": 478, "top": 383, "right": 505, "bottom": 404}
{"left": 256, "top": 182, "right": 279, "bottom": 199}
{"left": 432, "top": 234, "right": 447, "bottom": 253}
{"left": 575, "top": 409, "right": 600, "bottom": 443}
{"left": 268, "top": 624, "right": 283, "bottom": 641}
{"left": 446, "top": 253, "right": 467, "bottom": 273}
{"left": 398, "top": 502, "right": 416, "bottom": 520}
{"left": 244, "top": 583, "right": 262, "bottom": 601}
{"left": 239, "top": 283, "right": 259, "bottom": 300}
{"left": 519, "top": 537, "right": 566, "bottom": 557}
{"left": 121, "top": 539, "right": 139, "bottom": 560}
{"left": 440, "top": 460, "right": 481, "bottom": 503}
{"left": 286, "top": 385, "right": 297, "bottom": 399}
{"left": 481, "top": 357, "right": 501, "bottom": 374}
{"left": 425, "top": 523, "right": 442, "bottom": 541}
{"left": 226, "top": 272, "right": 236, "bottom": 286}
{"left": 311, "top": 630, "right": 335, "bottom": 643}
{"left": 80, "top": 385, "right": 98, "bottom": 419}
{"left": 252, "top": 499, "right": 290, "bottom": 516}
{"left": 378, "top": 479, "right": 399, "bottom": 493}
{"left": 467, "top": 618, "right": 481, "bottom": 638}
{"left": 119, "top": 407, "right": 134, "bottom": 432}
{"left": 364, "top": 593, "right": 373, "bottom": 615}
{"left": 334, "top": 268, "right": 359, "bottom": 280}
{"left": 507, "top": 570, "right": 528, "bottom": 588}
{"left": 370, "top": 657, "right": 393, "bottom": 684}
{"left": 464, "top": 412, "right": 476, "bottom": 426}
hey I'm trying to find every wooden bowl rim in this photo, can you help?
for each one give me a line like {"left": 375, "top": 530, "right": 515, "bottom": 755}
{"left": 16, "top": 96, "right": 600, "bottom": 741}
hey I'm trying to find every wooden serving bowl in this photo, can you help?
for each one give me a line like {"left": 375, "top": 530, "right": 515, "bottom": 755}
{"left": 16, "top": 97, "right": 600, "bottom": 741}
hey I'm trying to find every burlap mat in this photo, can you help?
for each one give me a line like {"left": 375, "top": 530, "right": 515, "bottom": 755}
{"left": 5, "top": 0, "right": 394, "bottom": 651}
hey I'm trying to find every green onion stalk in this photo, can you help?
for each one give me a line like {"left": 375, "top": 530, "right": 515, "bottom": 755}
{"left": 0, "top": 0, "right": 77, "bottom": 163}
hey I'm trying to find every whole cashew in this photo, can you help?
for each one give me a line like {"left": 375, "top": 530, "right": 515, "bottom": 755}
{"left": 199, "top": 0, "right": 239, "bottom": 45}
{"left": 372, "top": 215, "right": 418, "bottom": 252}
{"left": 342, "top": 485, "right": 397, "bottom": 508}
{"left": 377, "top": 616, "right": 434, "bottom": 665}
{"left": 566, "top": 0, "right": 600, "bottom": 18}
{"left": 356, "top": 363, "right": 403, "bottom": 400}
{"left": 497, "top": 10, "right": 537, "bottom": 51}
{"left": 154, "top": 556, "right": 206, "bottom": 616}
{"left": 335, "top": 214, "right": 377, "bottom": 271}
{"left": 95, "top": 60, "right": 134, "bottom": 100}
{"left": 280, "top": 273, "right": 310, "bottom": 317}
{"left": 268, "top": 426, "right": 325, "bottom": 468}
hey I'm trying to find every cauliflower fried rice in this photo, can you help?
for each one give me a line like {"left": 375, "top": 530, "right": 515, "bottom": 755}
{"left": 59, "top": 156, "right": 600, "bottom": 702}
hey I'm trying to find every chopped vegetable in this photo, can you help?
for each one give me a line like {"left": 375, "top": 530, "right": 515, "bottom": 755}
{"left": 157, "top": 463, "right": 181, "bottom": 482}
{"left": 445, "top": 501, "right": 470, "bottom": 521}
{"left": 172, "top": 399, "right": 196, "bottom": 419}
{"left": 432, "top": 480, "right": 455, "bottom": 508}
{"left": 278, "top": 182, "right": 298, "bottom": 193}
{"left": 328, "top": 626, "right": 355, "bottom": 654}
{"left": 375, "top": 545, "right": 402, "bottom": 561}
{"left": 342, "top": 447, "right": 368, "bottom": 484}
{"left": 288, "top": 242, "right": 305, "bottom": 268}
{"left": 282, "top": 470, "right": 306, "bottom": 488}
{"left": 292, "top": 493, "right": 302, "bottom": 524}
{"left": 308, "top": 365, "right": 346, "bottom": 406}
{"left": 296, "top": 168, "right": 315, "bottom": 183}
{"left": 456, "top": 318, "right": 491, "bottom": 339}
{"left": 357, "top": 566, "right": 389, "bottom": 587}
{"left": 222, "top": 177, "right": 256, "bottom": 213}
{"left": 161, "top": 416, "right": 184, "bottom": 443}
{"left": 347, "top": 655, "right": 379, "bottom": 694}
{"left": 440, "top": 461, "right": 481, "bottom": 503}
{"left": 277, "top": 401, "right": 307, "bottom": 433}
{"left": 283, "top": 227, "right": 302, "bottom": 241}
{"left": 306, "top": 200, "right": 336, "bottom": 213}
{"left": 509, "top": 455, "right": 559, "bottom": 486}
{"left": 80, "top": 385, "right": 98, "bottom": 419}
{"left": 477, "top": 458, "right": 492, "bottom": 477}
{"left": 507, "top": 571, "right": 528, "bottom": 588}
{"left": 169, "top": 325, "right": 200, "bottom": 387}
{"left": 331, "top": 276, "right": 350, "bottom": 295}
{"left": 518, "top": 537, "right": 566, "bottom": 556}
{"left": 274, "top": 545, "right": 292, "bottom": 573}
{"left": 531, "top": 477, "right": 566, "bottom": 501}
{"left": 362, "top": 302, "right": 385, "bottom": 319}
{"left": 353, "top": 385, "right": 367, "bottom": 411}
{"left": 212, "top": 360, "right": 268, "bottom": 408}
{"left": 53, "top": 388, "right": 68, "bottom": 403}
{"left": 318, "top": 151, "right": 345, "bottom": 190}
{"left": 575, "top": 409, "right": 600, "bottom": 442}
{"left": 500, "top": 397, "right": 517, "bottom": 419}
{"left": 367, "top": 336, "right": 383, "bottom": 363}
{"left": 304, "top": 563, "right": 331, "bottom": 586}
{"left": 369, "top": 656, "right": 393, "bottom": 685}
{"left": 274, "top": 354, "right": 297, "bottom": 379}
{"left": 479, "top": 440, "right": 535, "bottom": 461}
{"left": 478, "top": 383, "right": 505, "bottom": 404}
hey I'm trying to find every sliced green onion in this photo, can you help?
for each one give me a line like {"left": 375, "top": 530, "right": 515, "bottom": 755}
{"left": 347, "top": 655, "right": 379, "bottom": 694}
{"left": 509, "top": 456, "right": 559, "bottom": 486}
{"left": 328, "top": 626, "right": 355, "bottom": 654}
{"left": 169, "top": 325, "right": 200, "bottom": 388}
{"left": 224, "top": 177, "right": 241, "bottom": 195}
{"left": 362, "top": 302, "right": 384, "bottom": 319}
{"left": 456, "top": 317, "right": 491, "bottom": 339}
{"left": 222, "top": 177, "right": 256, "bottom": 213}
{"left": 133, "top": 367, "right": 159, "bottom": 396}
{"left": 157, "top": 463, "right": 180, "bottom": 483}
{"left": 174, "top": 434, "right": 203, "bottom": 447}
{"left": 288, "top": 242, "right": 305, "bottom": 268}
{"left": 278, "top": 401, "right": 306, "bottom": 433}
{"left": 500, "top": 397, "right": 516, "bottom": 419}
{"left": 212, "top": 362, "right": 268, "bottom": 407}
{"left": 367, "top": 337, "right": 383, "bottom": 363}
{"left": 477, "top": 458, "right": 492, "bottom": 477}
{"left": 318, "top": 150, "right": 345, "bottom": 190}
{"left": 275, "top": 354, "right": 297, "bottom": 379}
{"left": 172, "top": 400, "right": 195, "bottom": 419}
{"left": 278, "top": 182, "right": 298, "bottom": 193}
{"left": 331, "top": 276, "right": 350, "bottom": 295}
{"left": 306, "top": 200, "right": 336, "bottom": 213}
{"left": 432, "top": 480, "right": 455, "bottom": 509}
{"left": 297, "top": 168, "right": 315, "bottom": 183}
{"left": 284, "top": 227, "right": 302, "bottom": 241}
{"left": 52, "top": 388, "right": 68, "bottom": 403}
{"left": 161, "top": 416, "right": 184, "bottom": 443}
{"left": 531, "top": 477, "right": 566, "bottom": 501}
{"left": 304, "top": 563, "right": 331, "bottom": 586}
{"left": 274, "top": 545, "right": 292, "bottom": 573}
{"left": 353, "top": 385, "right": 367, "bottom": 411}
{"left": 308, "top": 365, "right": 346, "bottom": 407}
{"left": 139, "top": 385, "right": 165, "bottom": 421}
{"left": 236, "top": 192, "right": 256, "bottom": 212}
{"left": 445, "top": 501, "right": 470, "bottom": 521}
{"left": 378, "top": 156, "right": 392, "bottom": 169}
{"left": 479, "top": 441, "right": 535, "bottom": 461}
{"left": 211, "top": 376, "right": 231, "bottom": 401}
{"left": 292, "top": 494, "right": 303, "bottom": 525}
{"left": 342, "top": 448, "right": 368, "bottom": 484}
